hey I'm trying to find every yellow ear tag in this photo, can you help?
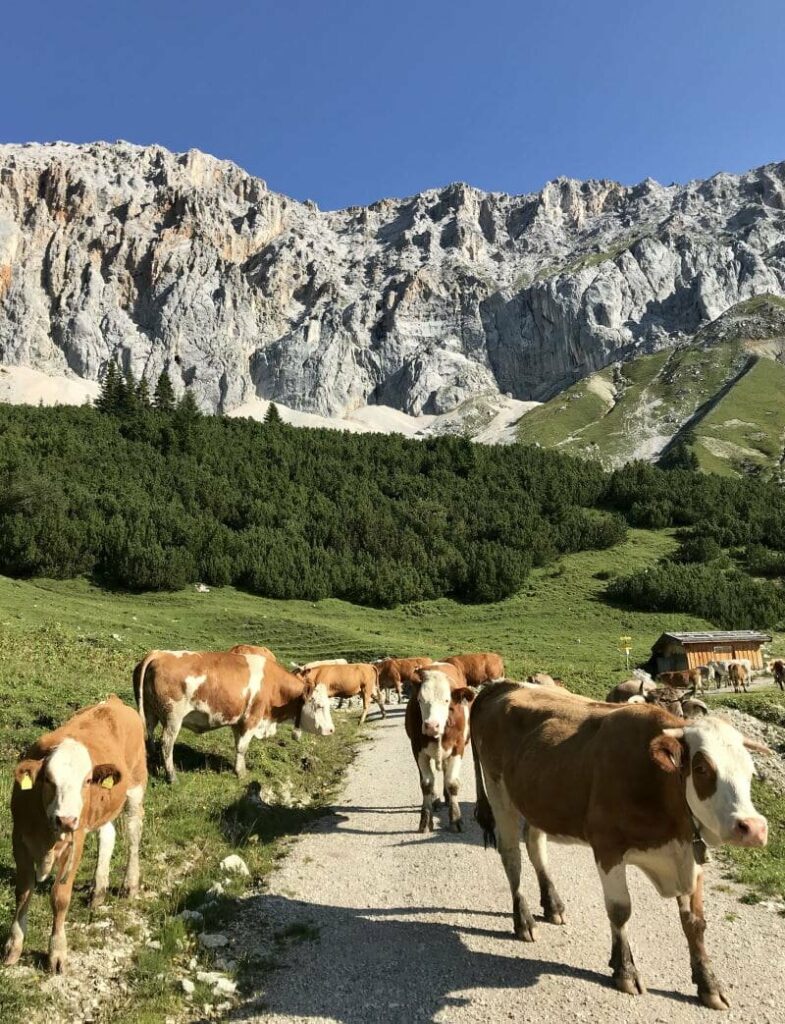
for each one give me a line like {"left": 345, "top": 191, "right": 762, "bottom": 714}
{"left": 20, "top": 774, "right": 33, "bottom": 791}
{"left": 101, "top": 777, "right": 115, "bottom": 790}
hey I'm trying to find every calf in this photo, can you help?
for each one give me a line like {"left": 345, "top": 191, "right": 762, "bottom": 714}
{"left": 405, "top": 664, "right": 474, "bottom": 832}
{"left": 471, "top": 684, "right": 768, "bottom": 1009}
{"left": 134, "top": 650, "right": 334, "bottom": 782}
{"left": 4, "top": 697, "right": 147, "bottom": 973}
{"left": 443, "top": 652, "right": 504, "bottom": 687}
{"left": 658, "top": 668, "right": 703, "bottom": 693}
{"left": 606, "top": 678, "right": 656, "bottom": 703}
{"left": 728, "top": 662, "right": 749, "bottom": 693}
{"left": 773, "top": 660, "right": 785, "bottom": 692}
{"left": 299, "top": 662, "right": 383, "bottom": 726}
{"left": 377, "top": 656, "right": 434, "bottom": 704}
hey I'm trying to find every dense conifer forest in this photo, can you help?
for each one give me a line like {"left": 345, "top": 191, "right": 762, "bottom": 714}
{"left": 0, "top": 370, "right": 783, "bottom": 623}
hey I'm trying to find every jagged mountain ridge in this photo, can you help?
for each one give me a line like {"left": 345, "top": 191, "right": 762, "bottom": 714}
{"left": 1, "top": 141, "right": 784, "bottom": 417}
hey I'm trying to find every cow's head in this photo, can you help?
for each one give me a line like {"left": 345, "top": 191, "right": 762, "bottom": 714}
{"left": 15, "top": 739, "right": 121, "bottom": 835}
{"left": 413, "top": 668, "right": 473, "bottom": 739}
{"left": 298, "top": 682, "right": 334, "bottom": 736}
{"left": 650, "top": 717, "right": 768, "bottom": 848}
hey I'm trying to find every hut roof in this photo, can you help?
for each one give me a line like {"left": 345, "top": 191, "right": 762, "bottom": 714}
{"left": 655, "top": 631, "right": 772, "bottom": 647}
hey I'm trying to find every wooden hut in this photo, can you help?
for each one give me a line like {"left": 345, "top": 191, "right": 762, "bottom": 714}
{"left": 651, "top": 631, "right": 771, "bottom": 674}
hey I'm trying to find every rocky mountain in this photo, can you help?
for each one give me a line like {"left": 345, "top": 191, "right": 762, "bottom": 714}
{"left": 1, "top": 141, "right": 785, "bottom": 420}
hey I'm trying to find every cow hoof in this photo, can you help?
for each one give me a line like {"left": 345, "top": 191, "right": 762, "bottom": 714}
{"left": 614, "top": 973, "right": 645, "bottom": 995}
{"left": 451, "top": 818, "right": 463, "bottom": 833}
{"left": 699, "top": 989, "right": 731, "bottom": 1011}
{"left": 3, "top": 941, "right": 22, "bottom": 966}
{"left": 433, "top": 797, "right": 443, "bottom": 809}
{"left": 120, "top": 884, "right": 139, "bottom": 899}
{"left": 90, "top": 889, "right": 106, "bottom": 910}
{"left": 546, "top": 911, "right": 565, "bottom": 925}
{"left": 48, "top": 951, "right": 67, "bottom": 974}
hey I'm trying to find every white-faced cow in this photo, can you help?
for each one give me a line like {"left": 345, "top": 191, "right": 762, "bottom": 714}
{"left": 134, "top": 649, "right": 334, "bottom": 782}
{"left": 471, "top": 683, "right": 768, "bottom": 1009}
{"left": 298, "top": 663, "right": 383, "bottom": 726}
{"left": 405, "top": 663, "right": 475, "bottom": 833}
{"left": 4, "top": 697, "right": 147, "bottom": 973}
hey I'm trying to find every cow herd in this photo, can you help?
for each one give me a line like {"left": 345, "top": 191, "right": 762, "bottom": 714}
{"left": 1, "top": 642, "right": 781, "bottom": 1013}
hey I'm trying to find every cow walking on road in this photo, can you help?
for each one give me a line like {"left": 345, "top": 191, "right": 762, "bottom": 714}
{"left": 470, "top": 683, "right": 768, "bottom": 1009}
{"left": 298, "top": 662, "right": 384, "bottom": 726}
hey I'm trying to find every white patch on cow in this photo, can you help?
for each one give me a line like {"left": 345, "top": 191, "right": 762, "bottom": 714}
{"left": 254, "top": 718, "right": 277, "bottom": 739}
{"left": 46, "top": 738, "right": 93, "bottom": 829}
{"left": 416, "top": 669, "right": 452, "bottom": 739}
{"left": 165, "top": 650, "right": 195, "bottom": 658}
{"left": 299, "top": 682, "right": 334, "bottom": 736}
{"left": 625, "top": 838, "right": 698, "bottom": 898}
{"left": 674, "top": 717, "right": 766, "bottom": 845}
{"left": 242, "top": 654, "right": 266, "bottom": 712}
{"left": 184, "top": 674, "right": 207, "bottom": 698}
{"left": 549, "top": 834, "right": 590, "bottom": 847}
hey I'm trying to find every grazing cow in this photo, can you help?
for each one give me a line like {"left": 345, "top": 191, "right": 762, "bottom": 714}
{"left": 527, "top": 673, "right": 565, "bottom": 687}
{"left": 299, "top": 662, "right": 383, "bottom": 726}
{"left": 606, "top": 678, "right": 656, "bottom": 703}
{"left": 4, "top": 697, "right": 147, "bottom": 973}
{"left": 405, "top": 664, "right": 475, "bottom": 832}
{"left": 443, "top": 652, "right": 504, "bottom": 688}
{"left": 293, "top": 658, "right": 348, "bottom": 670}
{"left": 772, "top": 660, "right": 785, "bottom": 692}
{"left": 728, "top": 662, "right": 749, "bottom": 693}
{"left": 377, "top": 656, "right": 434, "bottom": 704}
{"left": 471, "top": 683, "right": 768, "bottom": 1009}
{"left": 134, "top": 650, "right": 334, "bottom": 782}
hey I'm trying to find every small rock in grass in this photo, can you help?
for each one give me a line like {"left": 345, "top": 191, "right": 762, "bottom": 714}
{"left": 199, "top": 932, "right": 229, "bottom": 950}
{"left": 220, "top": 854, "right": 250, "bottom": 877}
{"left": 181, "top": 978, "right": 195, "bottom": 995}
{"left": 176, "top": 909, "right": 204, "bottom": 927}
{"left": 213, "top": 977, "right": 237, "bottom": 996}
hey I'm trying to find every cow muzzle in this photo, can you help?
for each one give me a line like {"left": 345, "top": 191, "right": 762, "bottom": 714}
{"left": 55, "top": 815, "right": 79, "bottom": 834}
{"left": 422, "top": 720, "right": 442, "bottom": 739}
{"left": 730, "top": 815, "right": 768, "bottom": 847}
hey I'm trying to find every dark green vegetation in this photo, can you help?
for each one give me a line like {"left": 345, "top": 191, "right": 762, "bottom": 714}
{"left": 516, "top": 296, "right": 785, "bottom": 479}
{"left": 0, "top": 397, "right": 627, "bottom": 606}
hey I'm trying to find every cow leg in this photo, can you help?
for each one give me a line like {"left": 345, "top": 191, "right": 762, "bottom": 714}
{"left": 121, "top": 784, "right": 145, "bottom": 897}
{"left": 485, "top": 774, "right": 537, "bottom": 941}
{"left": 3, "top": 830, "right": 35, "bottom": 966}
{"left": 161, "top": 709, "right": 185, "bottom": 783}
{"left": 358, "top": 689, "right": 370, "bottom": 727}
{"left": 677, "top": 869, "right": 729, "bottom": 1009}
{"left": 416, "top": 750, "right": 436, "bottom": 833}
{"left": 524, "top": 823, "right": 565, "bottom": 925}
{"left": 233, "top": 726, "right": 253, "bottom": 777}
{"left": 374, "top": 686, "right": 387, "bottom": 719}
{"left": 443, "top": 754, "right": 464, "bottom": 832}
{"left": 49, "top": 831, "right": 86, "bottom": 974}
{"left": 91, "top": 821, "right": 116, "bottom": 908}
{"left": 597, "top": 860, "right": 645, "bottom": 995}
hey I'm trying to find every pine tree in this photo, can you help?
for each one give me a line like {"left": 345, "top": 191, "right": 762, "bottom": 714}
{"left": 176, "top": 390, "right": 201, "bottom": 419}
{"left": 153, "top": 369, "right": 176, "bottom": 412}
{"left": 264, "top": 402, "right": 282, "bottom": 425}
{"left": 96, "top": 360, "right": 121, "bottom": 414}
{"left": 119, "top": 367, "right": 139, "bottom": 416}
{"left": 136, "top": 376, "right": 152, "bottom": 409}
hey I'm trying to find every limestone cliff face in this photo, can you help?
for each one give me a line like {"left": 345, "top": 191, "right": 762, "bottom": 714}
{"left": 1, "top": 141, "right": 784, "bottom": 415}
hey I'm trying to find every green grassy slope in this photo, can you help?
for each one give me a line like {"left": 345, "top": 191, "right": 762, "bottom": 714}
{"left": 515, "top": 296, "right": 785, "bottom": 476}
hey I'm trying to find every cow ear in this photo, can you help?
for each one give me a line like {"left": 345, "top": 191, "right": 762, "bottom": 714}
{"left": 453, "top": 687, "right": 476, "bottom": 704}
{"left": 92, "top": 764, "right": 122, "bottom": 789}
{"left": 650, "top": 734, "right": 684, "bottom": 773}
{"left": 742, "top": 737, "right": 772, "bottom": 755}
{"left": 15, "top": 759, "right": 43, "bottom": 791}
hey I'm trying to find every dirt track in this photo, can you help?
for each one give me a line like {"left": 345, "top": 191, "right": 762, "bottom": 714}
{"left": 223, "top": 709, "right": 785, "bottom": 1024}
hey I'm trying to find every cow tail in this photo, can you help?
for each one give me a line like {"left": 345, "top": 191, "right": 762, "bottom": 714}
{"left": 471, "top": 730, "right": 496, "bottom": 850}
{"left": 133, "top": 651, "right": 158, "bottom": 737}
{"left": 372, "top": 664, "right": 382, "bottom": 701}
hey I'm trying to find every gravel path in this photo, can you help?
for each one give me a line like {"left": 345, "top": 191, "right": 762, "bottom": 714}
{"left": 224, "top": 709, "right": 785, "bottom": 1024}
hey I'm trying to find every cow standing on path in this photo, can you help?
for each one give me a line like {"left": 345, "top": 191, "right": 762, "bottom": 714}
{"left": 471, "top": 683, "right": 768, "bottom": 1009}
{"left": 405, "top": 664, "right": 475, "bottom": 833}
{"left": 298, "top": 663, "right": 384, "bottom": 726}
{"left": 134, "top": 650, "right": 334, "bottom": 782}
{"left": 377, "top": 656, "right": 433, "bottom": 704}
{"left": 4, "top": 696, "right": 147, "bottom": 973}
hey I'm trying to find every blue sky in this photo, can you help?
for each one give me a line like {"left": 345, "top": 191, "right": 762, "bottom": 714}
{"left": 3, "top": 0, "right": 785, "bottom": 209}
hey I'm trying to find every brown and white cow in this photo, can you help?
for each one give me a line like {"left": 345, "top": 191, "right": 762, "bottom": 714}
{"left": 443, "top": 652, "right": 504, "bottom": 688}
{"left": 377, "top": 656, "right": 434, "bottom": 703}
{"left": 4, "top": 697, "right": 147, "bottom": 973}
{"left": 298, "top": 662, "right": 383, "bottom": 726}
{"left": 405, "top": 663, "right": 475, "bottom": 833}
{"left": 134, "top": 649, "right": 334, "bottom": 782}
{"left": 471, "top": 683, "right": 768, "bottom": 1009}
{"left": 772, "top": 660, "right": 785, "bottom": 692}
{"left": 728, "top": 662, "right": 749, "bottom": 693}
